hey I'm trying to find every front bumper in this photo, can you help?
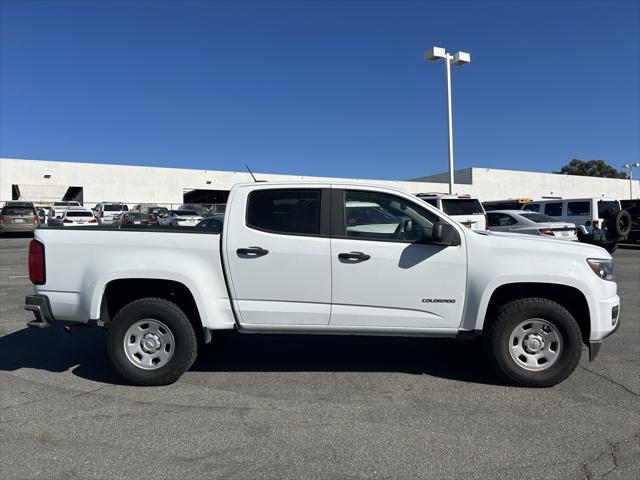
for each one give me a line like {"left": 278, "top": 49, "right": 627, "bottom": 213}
{"left": 588, "top": 295, "right": 621, "bottom": 361}
{"left": 25, "top": 294, "right": 56, "bottom": 328}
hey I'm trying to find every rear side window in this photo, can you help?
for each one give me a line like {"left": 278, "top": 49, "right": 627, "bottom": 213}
{"left": 520, "top": 213, "right": 560, "bottom": 223}
{"left": 544, "top": 202, "right": 563, "bottom": 217}
{"left": 441, "top": 199, "right": 484, "bottom": 215}
{"left": 523, "top": 203, "right": 540, "bottom": 212}
{"left": 567, "top": 201, "right": 590, "bottom": 216}
{"left": 247, "top": 189, "right": 321, "bottom": 235}
{"left": 487, "top": 213, "right": 516, "bottom": 227}
{"left": 418, "top": 197, "right": 438, "bottom": 207}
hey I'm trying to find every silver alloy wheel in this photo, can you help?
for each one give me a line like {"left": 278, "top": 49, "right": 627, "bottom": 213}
{"left": 123, "top": 319, "right": 175, "bottom": 370}
{"left": 508, "top": 318, "right": 563, "bottom": 371}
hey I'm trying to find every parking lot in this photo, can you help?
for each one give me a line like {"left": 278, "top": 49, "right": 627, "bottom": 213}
{"left": 0, "top": 235, "right": 638, "bottom": 479}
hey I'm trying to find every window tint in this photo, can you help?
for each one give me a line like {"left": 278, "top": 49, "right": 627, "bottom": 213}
{"left": 567, "top": 201, "right": 590, "bottom": 216}
{"left": 104, "top": 204, "right": 124, "bottom": 211}
{"left": 173, "top": 210, "right": 198, "bottom": 216}
{"left": 345, "top": 191, "right": 438, "bottom": 242}
{"left": 247, "top": 189, "right": 321, "bottom": 235}
{"left": 441, "top": 199, "right": 484, "bottom": 215}
{"left": 418, "top": 197, "right": 438, "bottom": 207}
{"left": 544, "top": 202, "right": 563, "bottom": 217}
{"left": 523, "top": 203, "right": 541, "bottom": 212}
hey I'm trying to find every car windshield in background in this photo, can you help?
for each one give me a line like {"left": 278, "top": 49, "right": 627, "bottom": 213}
{"left": 520, "top": 213, "right": 561, "bottom": 223}
{"left": 441, "top": 199, "right": 484, "bottom": 215}
{"left": 173, "top": 210, "right": 198, "bottom": 216}
{"left": 104, "top": 205, "right": 127, "bottom": 211}
{"left": 598, "top": 201, "right": 619, "bottom": 218}
{"left": 2, "top": 207, "right": 35, "bottom": 216}
{"left": 66, "top": 211, "right": 93, "bottom": 217}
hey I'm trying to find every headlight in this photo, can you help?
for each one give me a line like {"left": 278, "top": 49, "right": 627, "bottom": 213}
{"left": 587, "top": 258, "right": 615, "bottom": 281}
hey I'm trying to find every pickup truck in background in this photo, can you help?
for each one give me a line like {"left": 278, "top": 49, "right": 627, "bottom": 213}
{"left": 25, "top": 183, "right": 620, "bottom": 387}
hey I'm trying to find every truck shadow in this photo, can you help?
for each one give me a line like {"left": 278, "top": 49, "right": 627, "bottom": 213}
{"left": 0, "top": 326, "right": 505, "bottom": 386}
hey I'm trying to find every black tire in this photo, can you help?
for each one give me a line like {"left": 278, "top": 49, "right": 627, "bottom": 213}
{"left": 484, "top": 298, "right": 583, "bottom": 387}
{"left": 107, "top": 297, "right": 198, "bottom": 386}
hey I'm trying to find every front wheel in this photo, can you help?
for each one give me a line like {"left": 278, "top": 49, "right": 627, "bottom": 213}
{"left": 484, "top": 298, "right": 583, "bottom": 387}
{"left": 107, "top": 297, "right": 198, "bottom": 386}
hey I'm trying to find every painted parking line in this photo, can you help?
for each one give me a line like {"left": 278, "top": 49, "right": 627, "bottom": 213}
{"left": 8, "top": 275, "right": 29, "bottom": 279}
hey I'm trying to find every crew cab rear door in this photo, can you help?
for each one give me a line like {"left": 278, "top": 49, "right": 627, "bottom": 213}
{"left": 223, "top": 185, "right": 332, "bottom": 326}
{"left": 329, "top": 187, "right": 467, "bottom": 329}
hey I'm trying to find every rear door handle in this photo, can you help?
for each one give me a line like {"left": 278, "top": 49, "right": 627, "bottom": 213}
{"left": 338, "top": 251, "right": 371, "bottom": 262}
{"left": 237, "top": 246, "right": 269, "bottom": 257}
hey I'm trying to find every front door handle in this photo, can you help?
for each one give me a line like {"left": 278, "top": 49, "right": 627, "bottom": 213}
{"left": 237, "top": 246, "right": 269, "bottom": 257}
{"left": 338, "top": 251, "right": 371, "bottom": 262}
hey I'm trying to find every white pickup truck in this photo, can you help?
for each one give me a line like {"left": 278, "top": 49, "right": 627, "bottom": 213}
{"left": 25, "top": 182, "right": 620, "bottom": 387}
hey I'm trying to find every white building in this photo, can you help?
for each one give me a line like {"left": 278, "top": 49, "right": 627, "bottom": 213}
{"left": 1, "top": 157, "right": 637, "bottom": 208}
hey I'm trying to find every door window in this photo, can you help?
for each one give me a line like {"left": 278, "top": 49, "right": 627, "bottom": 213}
{"left": 544, "top": 202, "right": 563, "bottom": 217}
{"left": 247, "top": 189, "right": 321, "bottom": 236}
{"left": 524, "top": 204, "right": 541, "bottom": 212}
{"left": 344, "top": 191, "right": 438, "bottom": 242}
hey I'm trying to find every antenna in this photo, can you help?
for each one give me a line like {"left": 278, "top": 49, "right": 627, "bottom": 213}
{"left": 245, "top": 164, "right": 258, "bottom": 182}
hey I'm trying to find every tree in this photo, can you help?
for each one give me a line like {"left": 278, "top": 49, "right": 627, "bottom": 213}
{"left": 554, "top": 159, "right": 627, "bottom": 179}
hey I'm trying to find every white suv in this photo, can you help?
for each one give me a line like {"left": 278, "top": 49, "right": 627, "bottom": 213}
{"left": 93, "top": 202, "right": 129, "bottom": 226}
{"left": 416, "top": 193, "right": 487, "bottom": 230}
{"left": 524, "top": 197, "right": 631, "bottom": 252}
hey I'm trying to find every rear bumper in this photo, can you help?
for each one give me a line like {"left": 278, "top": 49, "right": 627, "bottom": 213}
{"left": 0, "top": 223, "right": 37, "bottom": 232}
{"left": 24, "top": 294, "right": 56, "bottom": 328}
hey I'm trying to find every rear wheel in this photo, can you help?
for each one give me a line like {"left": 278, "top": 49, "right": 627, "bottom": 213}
{"left": 484, "top": 298, "right": 583, "bottom": 387}
{"left": 107, "top": 297, "right": 198, "bottom": 386}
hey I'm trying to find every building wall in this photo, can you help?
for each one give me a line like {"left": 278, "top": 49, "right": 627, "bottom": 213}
{"left": 0, "top": 158, "right": 454, "bottom": 207}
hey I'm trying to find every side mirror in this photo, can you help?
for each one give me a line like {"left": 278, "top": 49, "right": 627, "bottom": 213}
{"left": 431, "top": 222, "right": 461, "bottom": 246}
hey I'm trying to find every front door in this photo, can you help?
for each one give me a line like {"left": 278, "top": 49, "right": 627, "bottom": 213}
{"left": 330, "top": 189, "right": 467, "bottom": 329}
{"left": 224, "top": 187, "right": 332, "bottom": 326}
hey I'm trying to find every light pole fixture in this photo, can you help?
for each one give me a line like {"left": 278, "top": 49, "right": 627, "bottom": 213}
{"left": 622, "top": 162, "right": 640, "bottom": 199}
{"left": 425, "top": 46, "right": 471, "bottom": 194}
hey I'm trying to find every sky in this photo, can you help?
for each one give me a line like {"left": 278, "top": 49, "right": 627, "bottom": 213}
{"left": 0, "top": 0, "right": 638, "bottom": 180}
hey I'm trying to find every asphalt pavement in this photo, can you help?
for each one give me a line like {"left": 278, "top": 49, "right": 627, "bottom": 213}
{"left": 1, "top": 235, "right": 638, "bottom": 479}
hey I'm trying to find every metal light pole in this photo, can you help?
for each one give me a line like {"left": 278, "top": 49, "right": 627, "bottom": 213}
{"left": 622, "top": 162, "right": 640, "bottom": 199}
{"left": 425, "top": 47, "right": 471, "bottom": 194}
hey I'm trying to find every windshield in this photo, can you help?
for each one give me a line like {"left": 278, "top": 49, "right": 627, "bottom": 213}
{"left": 520, "top": 213, "right": 561, "bottom": 223}
{"left": 66, "top": 211, "right": 93, "bottom": 217}
{"left": 598, "top": 200, "right": 619, "bottom": 218}
{"left": 441, "top": 199, "right": 484, "bottom": 215}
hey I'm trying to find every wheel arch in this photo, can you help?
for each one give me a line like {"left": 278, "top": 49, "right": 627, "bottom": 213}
{"left": 481, "top": 282, "right": 591, "bottom": 345}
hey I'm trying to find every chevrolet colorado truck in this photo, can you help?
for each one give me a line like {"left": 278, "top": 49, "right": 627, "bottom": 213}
{"left": 24, "top": 183, "right": 620, "bottom": 387}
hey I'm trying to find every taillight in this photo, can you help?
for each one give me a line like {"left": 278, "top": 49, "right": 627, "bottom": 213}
{"left": 539, "top": 228, "right": 554, "bottom": 236}
{"left": 63, "top": 219, "right": 73, "bottom": 223}
{"left": 33, "top": 215, "right": 38, "bottom": 222}
{"left": 484, "top": 213, "right": 488, "bottom": 230}
{"left": 28, "top": 240, "right": 45, "bottom": 284}
{"left": 592, "top": 220, "right": 599, "bottom": 228}
{"left": 0, "top": 215, "right": 4, "bottom": 222}
{"left": 89, "top": 218, "right": 97, "bottom": 223}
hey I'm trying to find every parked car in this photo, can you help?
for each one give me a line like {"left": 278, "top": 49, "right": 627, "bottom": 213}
{"left": 60, "top": 208, "right": 98, "bottom": 227}
{"left": 115, "top": 211, "right": 149, "bottom": 227}
{"left": 416, "top": 193, "right": 487, "bottom": 230}
{"left": 523, "top": 198, "right": 631, "bottom": 252}
{"left": 0, "top": 203, "right": 40, "bottom": 234}
{"left": 48, "top": 201, "right": 81, "bottom": 226}
{"left": 179, "top": 204, "right": 210, "bottom": 216}
{"left": 141, "top": 206, "right": 169, "bottom": 225}
{"left": 93, "top": 202, "right": 129, "bottom": 226}
{"left": 158, "top": 210, "right": 203, "bottom": 227}
{"left": 26, "top": 182, "right": 619, "bottom": 388}
{"left": 196, "top": 214, "right": 224, "bottom": 230}
{"left": 487, "top": 210, "right": 578, "bottom": 240}
{"left": 482, "top": 198, "right": 533, "bottom": 212}
{"left": 620, "top": 199, "right": 640, "bottom": 243}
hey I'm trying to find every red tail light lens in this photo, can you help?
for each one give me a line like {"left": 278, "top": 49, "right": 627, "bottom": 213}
{"left": 539, "top": 228, "right": 554, "bottom": 236}
{"left": 33, "top": 215, "right": 38, "bottom": 222}
{"left": 0, "top": 215, "right": 4, "bottom": 222}
{"left": 63, "top": 219, "right": 73, "bottom": 223}
{"left": 89, "top": 218, "right": 97, "bottom": 223}
{"left": 28, "top": 240, "right": 45, "bottom": 284}
{"left": 592, "top": 220, "right": 599, "bottom": 228}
